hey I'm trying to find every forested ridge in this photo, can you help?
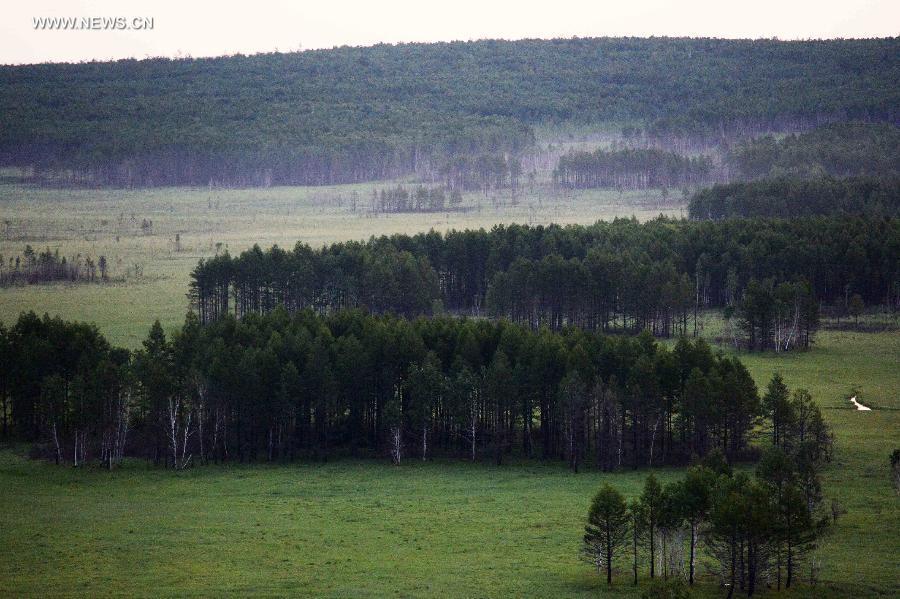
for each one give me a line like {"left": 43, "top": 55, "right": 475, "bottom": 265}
{"left": 1, "top": 310, "right": 766, "bottom": 470}
{"left": 554, "top": 122, "right": 900, "bottom": 191}
{"left": 190, "top": 216, "right": 900, "bottom": 349}
{"left": 2, "top": 37, "right": 898, "bottom": 186}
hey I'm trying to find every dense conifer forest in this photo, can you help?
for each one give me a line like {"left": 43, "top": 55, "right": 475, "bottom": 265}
{"left": 688, "top": 176, "right": 900, "bottom": 219}
{"left": 189, "top": 216, "right": 899, "bottom": 349}
{"left": 2, "top": 37, "right": 898, "bottom": 186}
{"left": 2, "top": 309, "right": 767, "bottom": 470}
{"left": 726, "top": 122, "right": 900, "bottom": 180}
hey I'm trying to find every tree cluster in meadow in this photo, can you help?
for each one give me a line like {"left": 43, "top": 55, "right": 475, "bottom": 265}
{"left": 726, "top": 279, "right": 819, "bottom": 353}
{"left": 727, "top": 122, "right": 900, "bottom": 181}
{"left": 2, "top": 309, "right": 769, "bottom": 470}
{"left": 0, "top": 245, "right": 111, "bottom": 286}
{"left": 553, "top": 148, "right": 714, "bottom": 190}
{"left": 436, "top": 153, "right": 523, "bottom": 194}
{"left": 584, "top": 376, "right": 833, "bottom": 596}
{"left": 1, "top": 38, "right": 897, "bottom": 186}
{"left": 688, "top": 176, "right": 900, "bottom": 220}
{"left": 369, "top": 185, "right": 461, "bottom": 213}
{"left": 190, "top": 216, "right": 900, "bottom": 350}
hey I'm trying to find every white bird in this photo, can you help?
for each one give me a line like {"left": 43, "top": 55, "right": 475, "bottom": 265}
{"left": 849, "top": 396, "right": 871, "bottom": 411}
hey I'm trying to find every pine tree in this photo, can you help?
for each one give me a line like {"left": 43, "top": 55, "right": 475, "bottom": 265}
{"left": 583, "top": 484, "right": 631, "bottom": 584}
{"left": 640, "top": 474, "right": 665, "bottom": 578}
{"left": 679, "top": 466, "right": 715, "bottom": 585}
{"left": 763, "top": 373, "right": 792, "bottom": 448}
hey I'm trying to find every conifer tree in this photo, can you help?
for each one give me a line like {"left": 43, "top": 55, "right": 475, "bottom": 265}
{"left": 583, "top": 484, "right": 631, "bottom": 584}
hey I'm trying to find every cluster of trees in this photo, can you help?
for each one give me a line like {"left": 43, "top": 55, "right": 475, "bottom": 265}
{"left": 0, "top": 313, "right": 130, "bottom": 466}
{"left": 435, "top": 153, "right": 523, "bottom": 194}
{"left": 730, "top": 280, "right": 819, "bottom": 352}
{"left": 892, "top": 449, "right": 900, "bottom": 493}
{"left": 3, "top": 309, "right": 769, "bottom": 469}
{"left": 688, "top": 176, "right": 900, "bottom": 220}
{"left": 190, "top": 216, "right": 900, "bottom": 347}
{"left": 370, "top": 185, "right": 463, "bottom": 213}
{"left": 727, "top": 123, "right": 900, "bottom": 180}
{"left": 553, "top": 148, "right": 714, "bottom": 190}
{"left": 189, "top": 243, "right": 440, "bottom": 322}
{"left": 484, "top": 253, "right": 699, "bottom": 338}
{"left": 584, "top": 378, "right": 833, "bottom": 595}
{"left": 0, "top": 245, "right": 111, "bottom": 286}
{"left": 2, "top": 37, "right": 897, "bottom": 186}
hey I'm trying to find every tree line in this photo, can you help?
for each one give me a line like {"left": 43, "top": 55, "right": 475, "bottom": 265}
{"left": 0, "top": 245, "right": 112, "bottom": 286}
{"left": 369, "top": 184, "right": 463, "bottom": 213}
{"left": 688, "top": 176, "right": 900, "bottom": 220}
{"left": 2, "top": 309, "right": 772, "bottom": 470}
{"left": 727, "top": 122, "right": 900, "bottom": 181}
{"left": 553, "top": 148, "right": 714, "bottom": 190}
{"left": 2, "top": 37, "right": 897, "bottom": 186}
{"left": 584, "top": 375, "right": 833, "bottom": 595}
{"left": 190, "top": 216, "right": 900, "bottom": 349}
{"left": 435, "top": 153, "right": 523, "bottom": 195}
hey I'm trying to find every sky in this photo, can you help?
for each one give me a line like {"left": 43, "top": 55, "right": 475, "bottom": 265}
{"left": 2, "top": 0, "right": 898, "bottom": 65}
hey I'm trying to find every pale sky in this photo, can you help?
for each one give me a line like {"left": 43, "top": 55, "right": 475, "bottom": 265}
{"left": 2, "top": 0, "right": 898, "bottom": 65}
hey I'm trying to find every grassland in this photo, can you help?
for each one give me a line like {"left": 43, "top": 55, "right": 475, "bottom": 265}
{"left": 1, "top": 180, "right": 898, "bottom": 596}
{"left": 0, "top": 180, "right": 681, "bottom": 348}
{"left": 732, "top": 328, "right": 900, "bottom": 597}
{"left": 1, "top": 328, "right": 897, "bottom": 597}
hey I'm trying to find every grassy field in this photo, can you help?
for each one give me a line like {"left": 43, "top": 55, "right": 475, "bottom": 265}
{"left": 732, "top": 329, "right": 900, "bottom": 597}
{"left": 0, "top": 181, "right": 681, "bottom": 348}
{"left": 1, "top": 180, "right": 898, "bottom": 596}
{"left": 0, "top": 328, "right": 897, "bottom": 597}
{"left": 0, "top": 452, "right": 688, "bottom": 597}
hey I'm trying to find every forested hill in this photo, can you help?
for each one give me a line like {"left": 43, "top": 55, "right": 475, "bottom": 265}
{"left": 2, "top": 37, "right": 899, "bottom": 186}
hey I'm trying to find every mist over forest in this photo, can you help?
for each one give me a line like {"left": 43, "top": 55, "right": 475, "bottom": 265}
{"left": 1, "top": 37, "right": 898, "bottom": 186}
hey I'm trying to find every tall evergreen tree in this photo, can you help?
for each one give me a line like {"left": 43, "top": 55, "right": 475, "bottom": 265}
{"left": 583, "top": 484, "right": 631, "bottom": 584}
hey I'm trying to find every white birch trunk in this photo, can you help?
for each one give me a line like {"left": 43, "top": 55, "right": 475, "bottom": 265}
{"left": 422, "top": 423, "right": 427, "bottom": 461}
{"left": 52, "top": 421, "right": 61, "bottom": 464}
{"left": 390, "top": 426, "right": 402, "bottom": 465}
{"left": 648, "top": 414, "right": 662, "bottom": 467}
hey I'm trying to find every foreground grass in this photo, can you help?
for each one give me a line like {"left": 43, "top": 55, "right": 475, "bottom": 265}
{"left": 0, "top": 453, "right": 684, "bottom": 597}
{"left": 1, "top": 329, "right": 898, "bottom": 597}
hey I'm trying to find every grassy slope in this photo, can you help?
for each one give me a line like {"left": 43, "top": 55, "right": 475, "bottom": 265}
{"left": 0, "top": 328, "right": 897, "bottom": 597}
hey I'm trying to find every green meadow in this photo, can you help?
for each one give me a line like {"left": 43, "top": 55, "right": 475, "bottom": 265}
{"left": 1, "top": 325, "right": 897, "bottom": 596}
{"left": 0, "top": 182, "right": 898, "bottom": 597}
